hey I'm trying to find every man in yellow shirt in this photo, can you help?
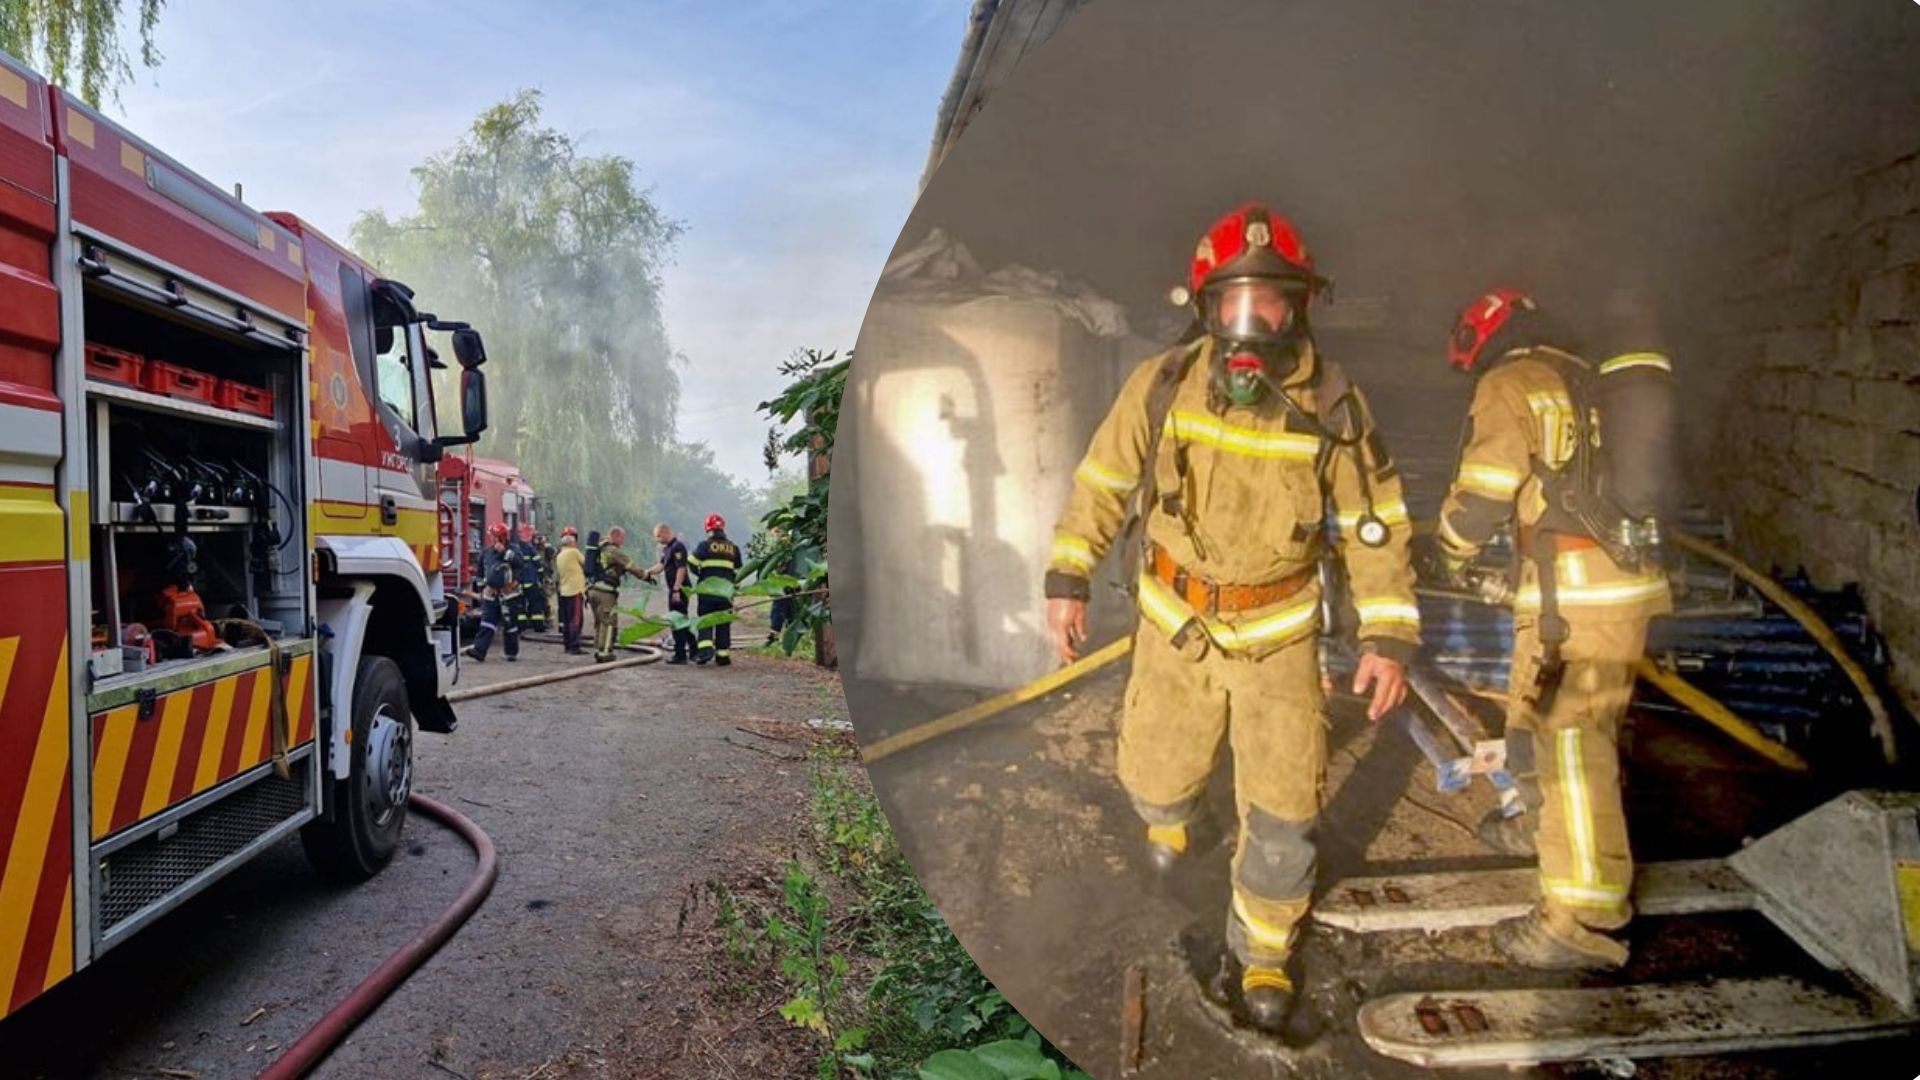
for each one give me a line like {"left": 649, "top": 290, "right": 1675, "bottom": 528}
{"left": 554, "top": 526, "right": 587, "bottom": 655}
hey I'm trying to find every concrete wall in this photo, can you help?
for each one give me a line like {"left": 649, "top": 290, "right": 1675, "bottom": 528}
{"left": 845, "top": 290, "right": 1152, "bottom": 692}
{"left": 1705, "top": 147, "right": 1920, "bottom": 715}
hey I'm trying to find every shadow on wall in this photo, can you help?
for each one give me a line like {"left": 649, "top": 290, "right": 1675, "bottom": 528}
{"left": 839, "top": 232, "right": 1149, "bottom": 697}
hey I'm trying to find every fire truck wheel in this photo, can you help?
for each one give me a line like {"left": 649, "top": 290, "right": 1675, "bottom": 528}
{"left": 301, "top": 655, "right": 414, "bottom": 881}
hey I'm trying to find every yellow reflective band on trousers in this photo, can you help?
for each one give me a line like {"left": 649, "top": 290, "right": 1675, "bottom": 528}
{"left": 1545, "top": 876, "right": 1630, "bottom": 906}
{"left": 1074, "top": 459, "right": 1137, "bottom": 493}
{"left": 1135, "top": 573, "right": 1321, "bottom": 653}
{"left": 1051, "top": 534, "right": 1096, "bottom": 573}
{"left": 1513, "top": 615, "right": 1644, "bottom": 929}
{"left": 1558, "top": 728, "right": 1602, "bottom": 892}
{"left": 1164, "top": 410, "right": 1320, "bottom": 461}
{"left": 1242, "top": 966, "right": 1294, "bottom": 994}
{"left": 1118, "top": 627, "right": 1325, "bottom": 965}
{"left": 1599, "top": 352, "right": 1672, "bottom": 375}
{"left": 1458, "top": 460, "right": 1524, "bottom": 497}
{"left": 1228, "top": 887, "right": 1305, "bottom": 945}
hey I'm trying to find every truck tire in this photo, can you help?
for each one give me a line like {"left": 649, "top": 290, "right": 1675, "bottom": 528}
{"left": 301, "top": 655, "right": 414, "bottom": 881}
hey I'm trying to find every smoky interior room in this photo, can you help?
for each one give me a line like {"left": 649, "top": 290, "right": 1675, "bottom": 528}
{"left": 829, "top": 1, "right": 1920, "bottom": 1076}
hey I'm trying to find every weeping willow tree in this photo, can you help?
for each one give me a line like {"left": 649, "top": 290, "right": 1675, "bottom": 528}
{"left": 0, "top": 0, "right": 165, "bottom": 105}
{"left": 352, "top": 90, "right": 682, "bottom": 533}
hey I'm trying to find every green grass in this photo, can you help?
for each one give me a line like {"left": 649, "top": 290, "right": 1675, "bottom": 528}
{"left": 704, "top": 743, "right": 1086, "bottom": 1080}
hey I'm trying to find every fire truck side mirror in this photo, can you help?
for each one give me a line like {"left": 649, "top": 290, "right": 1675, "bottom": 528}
{"left": 460, "top": 367, "right": 488, "bottom": 437}
{"left": 435, "top": 367, "right": 489, "bottom": 448}
{"left": 452, "top": 328, "right": 488, "bottom": 369}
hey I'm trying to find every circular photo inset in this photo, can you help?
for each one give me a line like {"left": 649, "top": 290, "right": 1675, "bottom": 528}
{"left": 830, "top": 1, "right": 1920, "bottom": 1075}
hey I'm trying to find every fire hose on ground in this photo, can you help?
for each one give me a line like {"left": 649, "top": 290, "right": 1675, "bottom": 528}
{"left": 861, "top": 532, "right": 1892, "bottom": 772}
{"left": 256, "top": 795, "right": 497, "bottom": 1080}
{"left": 257, "top": 644, "right": 662, "bottom": 1079}
{"left": 1668, "top": 531, "right": 1898, "bottom": 764}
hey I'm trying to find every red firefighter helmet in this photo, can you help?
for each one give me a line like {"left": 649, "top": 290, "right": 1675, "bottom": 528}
{"left": 1187, "top": 203, "right": 1323, "bottom": 295}
{"left": 560, "top": 525, "right": 578, "bottom": 541}
{"left": 1178, "top": 203, "right": 1330, "bottom": 345}
{"left": 705, "top": 513, "right": 725, "bottom": 534}
{"left": 487, "top": 522, "right": 509, "bottom": 543}
{"left": 1449, "top": 289, "right": 1537, "bottom": 372}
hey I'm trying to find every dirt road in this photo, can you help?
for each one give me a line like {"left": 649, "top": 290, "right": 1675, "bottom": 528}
{"left": 0, "top": 636, "right": 845, "bottom": 1080}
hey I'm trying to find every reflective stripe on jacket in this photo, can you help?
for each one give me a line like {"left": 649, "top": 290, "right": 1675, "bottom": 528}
{"left": 1049, "top": 338, "right": 1420, "bottom": 659}
{"left": 1436, "top": 349, "right": 1671, "bottom": 623}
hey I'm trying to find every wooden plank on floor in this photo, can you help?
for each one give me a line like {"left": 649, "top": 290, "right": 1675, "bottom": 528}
{"left": 1358, "top": 976, "right": 1916, "bottom": 1068}
{"left": 1315, "top": 858, "right": 1753, "bottom": 933}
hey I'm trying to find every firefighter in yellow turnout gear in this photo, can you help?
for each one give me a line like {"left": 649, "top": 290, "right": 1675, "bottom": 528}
{"left": 1045, "top": 204, "right": 1417, "bottom": 1033}
{"left": 1436, "top": 290, "right": 1672, "bottom": 970}
{"left": 588, "top": 526, "right": 651, "bottom": 663}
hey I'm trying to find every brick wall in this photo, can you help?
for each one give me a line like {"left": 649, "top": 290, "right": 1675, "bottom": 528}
{"left": 1707, "top": 148, "right": 1920, "bottom": 715}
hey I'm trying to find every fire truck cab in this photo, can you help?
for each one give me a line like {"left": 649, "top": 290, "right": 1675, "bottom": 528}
{"left": 0, "top": 54, "right": 489, "bottom": 1017}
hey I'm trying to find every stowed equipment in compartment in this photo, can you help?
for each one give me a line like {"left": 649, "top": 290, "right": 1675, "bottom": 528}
{"left": 74, "top": 226, "right": 325, "bottom": 940}
{"left": 79, "top": 229, "right": 312, "bottom": 716}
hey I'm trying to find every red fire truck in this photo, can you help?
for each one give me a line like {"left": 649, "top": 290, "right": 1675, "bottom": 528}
{"left": 437, "top": 453, "right": 540, "bottom": 597}
{"left": 0, "top": 54, "right": 492, "bottom": 1018}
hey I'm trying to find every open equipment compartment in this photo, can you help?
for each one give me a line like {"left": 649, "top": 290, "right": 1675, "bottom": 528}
{"left": 44, "top": 85, "right": 339, "bottom": 954}
{"left": 76, "top": 230, "right": 312, "bottom": 709}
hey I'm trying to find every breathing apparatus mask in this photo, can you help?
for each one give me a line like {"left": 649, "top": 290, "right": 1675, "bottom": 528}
{"left": 1200, "top": 276, "right": 1308, "bottom": 408}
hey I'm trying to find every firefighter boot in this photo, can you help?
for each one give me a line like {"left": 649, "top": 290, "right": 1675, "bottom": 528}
{"left": 1490, "top": 906, "right": 1628, "bottom": 971}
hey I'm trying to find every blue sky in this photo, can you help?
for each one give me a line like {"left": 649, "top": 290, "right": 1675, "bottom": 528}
{"left": 106, "top": 0, "right": 967, "bottom": 482}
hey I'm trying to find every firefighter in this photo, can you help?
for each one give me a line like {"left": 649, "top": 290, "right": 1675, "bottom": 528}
{"left": 647, "top": 523, "right": 695, "bottom": 665}
{"left": 690, "top": 514, "right": 742, "bottom": 666}
{"left": 537, "top": 530, "right": 559, "bottom": 628}
{"left": 463, "top": 522, "right": 522, "bottom": 662}
{"left": 513, "top": 522, "right": 544, "bottom": 635}
{"left": 1434, "top": 289, "right": 1672, "bottom": 970}
{"left": 1044, "top": 203, "right": 1417, "bottom": 1033}
{"left": 588, "top": 525, "right": 649, "bottom": 662}
{"left": 554, "top": 526, "right": 587, "bottom": 655}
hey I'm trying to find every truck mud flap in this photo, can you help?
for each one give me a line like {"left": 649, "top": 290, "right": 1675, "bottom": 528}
{"left": 417, "top": 696, "right": 458, "bottom": 734}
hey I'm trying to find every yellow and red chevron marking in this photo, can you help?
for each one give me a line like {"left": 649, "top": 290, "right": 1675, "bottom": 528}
{"left": 0, "top": 563, "right": 75, "bottom": 1019}
{"left": 89, "top": 654, "right": 314, "bottom": 842}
